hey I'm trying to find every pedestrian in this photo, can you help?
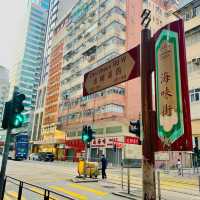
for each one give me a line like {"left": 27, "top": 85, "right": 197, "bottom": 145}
{"left": 177, "top": 158, "right": 182, "bottom": 176}
{"left": 101, "top": 154, "right": 107, "bottom": 179}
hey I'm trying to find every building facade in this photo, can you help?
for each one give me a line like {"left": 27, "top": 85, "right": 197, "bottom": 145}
{"left": 31, "top": 0, "right": 79, "bottom": 158}
{"left": 175, "top": 0, "right": 200, "bottom": 148}
{"left": 32, "top": 0, "right": 178, "bottom": 162}
{"left": 31, "top": 0, "right": 59, "bottom": 147}
{"left": 0, "top": 66, "right": 9, "bottom": 153}
{"left": 10, "top": 0, "right": 50, "bottom": 136}
{"left": 0, "top": 66, "right": 9, "bottom": 124}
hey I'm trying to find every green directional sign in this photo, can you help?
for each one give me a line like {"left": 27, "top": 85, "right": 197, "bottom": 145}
{"left": 155, "top": 29, "right": 184, "bottom": 143}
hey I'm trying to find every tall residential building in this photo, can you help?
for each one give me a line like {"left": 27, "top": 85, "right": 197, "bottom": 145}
{"left": 31, "top": 0, "right": 59, "bottom": 146}
{"left": 33, "top": 0, "right": 178, "bottom": 161}
{"left": 10, "top": 0, "right": 50, "bottom": 136}
{"left": 31, "top": 0, "right": 78, "bottom": 152}
{"left": 174, "top": 0, "right": 200, "bottom": 148}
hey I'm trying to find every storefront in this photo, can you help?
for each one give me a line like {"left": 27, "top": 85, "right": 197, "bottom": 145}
{"left": 65, "top": 139, "right": 85, "bottom": 162}
{"left": 91, "top": 136, "right": 140, "bottom": 165}
{"left": 32, "top": 129, "right": 65, "bottom": 160}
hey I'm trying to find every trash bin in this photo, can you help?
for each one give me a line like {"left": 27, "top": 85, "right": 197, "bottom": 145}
{"left": 85, "top": 162, "right": 99, "bottom": 178}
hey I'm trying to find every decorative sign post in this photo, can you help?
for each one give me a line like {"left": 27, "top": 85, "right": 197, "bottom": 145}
{"left": 155, "top": 30, "right": 184, "bottom": 145}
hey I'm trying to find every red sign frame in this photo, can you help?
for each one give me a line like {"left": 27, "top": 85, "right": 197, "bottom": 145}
{"left": 153, "top": 19, "right": 192, "bottom": 151}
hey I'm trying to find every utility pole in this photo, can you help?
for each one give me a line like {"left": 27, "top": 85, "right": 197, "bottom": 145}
{"left": 141, "top": 9, "right": 156, "bottom": 200}
{"left": 0, "top": 127, "right": 11, "bottom": 198}
{"left": 0, "top": 87, "right": 16, "bottom": 198}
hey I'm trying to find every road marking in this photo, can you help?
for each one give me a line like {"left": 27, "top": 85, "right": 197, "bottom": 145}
{"left": 29, "top": 187, "right": 59, "bottom": 200}
{"left": 4, "top": 194, "right": 12, "bottom": 200}
{"left": 6, "top": 191, "right": 26, "bottom": 200}
{"left": 49, "top": 186, "right": 88, "bottom": 200}
{"left": 69, "top": 183, "right": 107, "bottom": 196}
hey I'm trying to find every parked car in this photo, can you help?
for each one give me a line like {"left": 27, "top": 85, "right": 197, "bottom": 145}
{"left": 29, "top": 153, "right": 40, "bottom": 161}
{"left": 39, "top": 152, "right": 55, "bottom": 162}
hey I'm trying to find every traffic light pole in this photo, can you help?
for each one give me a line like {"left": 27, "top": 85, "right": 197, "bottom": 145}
{"left": 0, "top": 127, "right": 12, "bottom": 198}
{"left": 141, "top": 28, "right": 156, "bottom": 199}
{"left": 0, "top": 87, "right": 17, "bottom": 198}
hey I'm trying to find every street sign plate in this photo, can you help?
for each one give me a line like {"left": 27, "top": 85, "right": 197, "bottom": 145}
{"left": 83, "top": 45, "right": 140, "bottom": 96}
{"left": 155, "top": 29, "right": 184, "bottom": 144}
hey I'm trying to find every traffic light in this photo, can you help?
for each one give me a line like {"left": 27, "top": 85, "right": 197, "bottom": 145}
{"left": 11, "top": 92, "right": 26, "bottom": 128}
{"left": 129, "top": 120, "right": 140, "bottom": 137}
{"left": 82, "top": 126, "right": 89, "bottom": 143}
{"left": 1, "top": 101, "right": 12, "bottom": 129}
{"left": 87, "top": 126, "right": 95, "bottom": 142}
{"left": 81, "top": 125, "right": 95, "bottom": 143}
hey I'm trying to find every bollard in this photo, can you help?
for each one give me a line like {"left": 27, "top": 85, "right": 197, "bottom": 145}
{"left": 44, "top": 190, "right": 50, "bottom": 200}
{"left": 199, "top": 176, "right": 200, "bottom": 192}
{"left": 157, "top": 171, "right": 161, "bottom": 200}
{"left": 127, "top": 167, "right": 130, "bottom": 194}
{"left": 121, "top": 165, "right": 124, "bottom": 189}
{"left": 18, "top": 182, "right": 23, "bottom": 200}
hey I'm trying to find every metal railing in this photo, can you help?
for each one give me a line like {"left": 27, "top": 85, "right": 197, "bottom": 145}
{"left": 1, "top": 176, "right": 75, "bottom": 200}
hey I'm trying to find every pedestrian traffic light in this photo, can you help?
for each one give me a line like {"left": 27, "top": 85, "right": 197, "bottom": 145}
{"left": 1, "top": 101, "right": 12, "bottom": 129}
{"left": 129, "top": 120, "right": 140, "bottom": 137}
{"left": 87, "top": 126, "right": 95, "bottom": 142}
{"left": 11, "top": 92, "right": 26, "bottom": 128}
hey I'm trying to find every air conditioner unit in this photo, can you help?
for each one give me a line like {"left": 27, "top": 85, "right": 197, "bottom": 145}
{"left": 192, "top": 58, "right": 200, "bottom": 65}
{"left": 197, "top": 58, "right": 200, "bottom": 65}
{"left": 192, "top": 58, "right": 197, "bottom": 64}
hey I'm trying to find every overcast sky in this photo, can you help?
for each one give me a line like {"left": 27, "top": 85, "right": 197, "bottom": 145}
{"left": 0, "top": 0, "right": 27, "bottom": 70}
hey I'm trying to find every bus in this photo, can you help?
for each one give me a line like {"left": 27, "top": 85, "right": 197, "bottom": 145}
{"left": 8, "top": 133, "right": 29, "bottom": 160}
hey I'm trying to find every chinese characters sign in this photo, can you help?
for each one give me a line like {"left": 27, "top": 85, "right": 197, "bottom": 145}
{"left": 155, "top": 30, "right": 184, "bottom": 143}
{"left": 83, "top": 45, "right": 140, "bottom": 96}
{"left": 91, "top": 137, "right": 122, "bottom": 147}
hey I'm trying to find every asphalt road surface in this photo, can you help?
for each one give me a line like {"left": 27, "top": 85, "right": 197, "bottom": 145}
{"left": 0, "top": 157, "right": 200, "bottom": 200}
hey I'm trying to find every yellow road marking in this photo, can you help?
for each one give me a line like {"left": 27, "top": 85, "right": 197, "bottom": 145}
{"left": 49, "top": 186, "right": 87, "bottom": 200}
{"left": 6, "top": 191, "right": 26, "bottom": 200}
{"left": 29, "top": 187, "right": 59, "bottom": 200}
{"left": 4, "top": 194, "right": 12, "bottom": 200}
{"left": 69, "top": 183, "right": 107, "bottom": 196}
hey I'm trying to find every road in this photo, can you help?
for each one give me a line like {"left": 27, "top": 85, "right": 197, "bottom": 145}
{"left": 0, "top": 157, "right": 200, "bottom": 200}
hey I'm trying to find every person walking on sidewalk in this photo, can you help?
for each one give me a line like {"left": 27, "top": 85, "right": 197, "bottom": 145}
{"left": 101, "top": 155, "right": 108, "bottom": 179}
{"left": 177, "top": 158, "right": 182, "bottom": 176}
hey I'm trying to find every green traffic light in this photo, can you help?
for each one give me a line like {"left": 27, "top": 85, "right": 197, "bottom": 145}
{"left": 82, "top": 134, "right": 89, "bottom": 142}
{"left": 14, "top": 114, "right": 25, "bottom": 127}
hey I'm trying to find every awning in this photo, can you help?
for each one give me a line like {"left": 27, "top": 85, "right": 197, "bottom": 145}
{"left": 192, "top": 120, "right": 200, "bottom": 136}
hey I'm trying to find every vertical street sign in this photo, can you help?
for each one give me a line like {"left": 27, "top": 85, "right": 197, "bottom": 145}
{"left": 155, "top": 30, "right": 184, "bottom": 144}
{"left": 153, "top": 19, "right": 192, "bottom": 151}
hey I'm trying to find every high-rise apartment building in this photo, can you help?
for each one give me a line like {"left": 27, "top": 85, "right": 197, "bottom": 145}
{"left": 31, "top": 0, "right": 78, "bottom": 154}
{"left": 31, "top": 0, "right": 59, "bottom": 146}
{"left": 174, "top": 0, "right": 200, "bottom": 148}
{"left": 10, "top": 0, "right": 50, "bottom": 135}
{"left": 33, "top": 0, "right": 178, "bottom": 161}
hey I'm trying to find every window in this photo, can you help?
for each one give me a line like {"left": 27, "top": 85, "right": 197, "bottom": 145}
{"left": 197, "top": 6, "right": 200, "bottom": 16}
{"left": 106, "top": 126, "right": 122, "bottom": 134}
{"left": 102, "top": 104, "right": 124, "bottom": 113}
{"left": 94, "top": 128, "right": 104, "bottom": 135}
{"left": 190, "top": 88, "right": 200, "bottom": 102}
